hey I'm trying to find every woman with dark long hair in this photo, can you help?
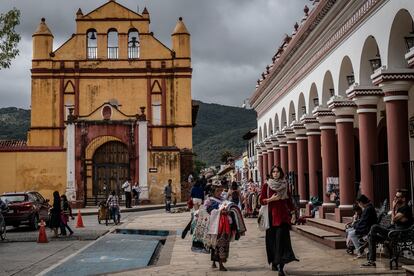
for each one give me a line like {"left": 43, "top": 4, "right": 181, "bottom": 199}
{"left": 49, "top": 191, "right": 61, "bottom": 238}
{"left": 60, "top": 194, "right": 74, "bottom": 236}
{"left": 259, "top": 166, "right": 298, "bottom": 275}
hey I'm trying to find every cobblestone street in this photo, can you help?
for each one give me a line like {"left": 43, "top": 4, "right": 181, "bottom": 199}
{"left": 110, "top": 210, "right": 405, "bottom": 276}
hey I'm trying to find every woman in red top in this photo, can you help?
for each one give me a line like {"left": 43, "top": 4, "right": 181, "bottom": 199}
{"left": 260, "top": 165, "right": 298, "bottom": 275}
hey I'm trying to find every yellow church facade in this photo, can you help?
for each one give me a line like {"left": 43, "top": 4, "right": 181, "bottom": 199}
{"left": 0, "top": 0, "right": 194, "bottom": 206}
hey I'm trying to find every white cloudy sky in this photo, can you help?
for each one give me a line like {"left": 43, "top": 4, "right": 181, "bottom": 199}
{"left": 0, "top": 0, "right": 308, "bottom": 108}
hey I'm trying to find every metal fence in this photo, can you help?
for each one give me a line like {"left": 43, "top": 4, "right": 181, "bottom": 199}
{"left": 128, "top": 47, "right": 139, "bottom": 59}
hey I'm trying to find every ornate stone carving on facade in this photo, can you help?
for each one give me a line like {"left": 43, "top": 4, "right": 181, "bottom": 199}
{"left": 328, "top": 95, "right": 356, "bottom": 120}
{"left": 313, "top": 105, "right": 336, "bottom": 129}
{"left": 371, "top": 68, "right": 414, "bottom": 86}
{"left": 264, "top": 137, "right": 273, "bottom": 151}
{"left": 270, "top": 134, "right": 279, "bottom": 149}
{"left": 292, "top": 121, "right": 307, "bottom": 138}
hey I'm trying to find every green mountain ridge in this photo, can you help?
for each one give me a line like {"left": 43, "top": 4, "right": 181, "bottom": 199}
{"left": 0, "top": 107, "right": 30, "bottom": 140}
{"left": 0, "top": 102, "right": 257, "bottom": 166}
{"left": 193, "top": 101, "right": 257, "bottom": 166}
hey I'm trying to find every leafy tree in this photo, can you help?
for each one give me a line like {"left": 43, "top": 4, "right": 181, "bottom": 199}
{"left": 220, "top": 150, "right": 233, "bottom": 163}
{"left": 0, "top": 8, "right": 21, "bottom": 69}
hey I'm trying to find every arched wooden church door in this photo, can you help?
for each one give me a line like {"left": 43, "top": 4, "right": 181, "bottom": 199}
{"left": 92, "top": 141, "right": 130, "bottom": 197}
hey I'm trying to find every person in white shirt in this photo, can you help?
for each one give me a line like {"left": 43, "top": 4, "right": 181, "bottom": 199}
{"left": 121, "top": 178, "right": 132, "bottom": 208}
{"left": 188, "top": 173, "right": 194, "bottom": 185}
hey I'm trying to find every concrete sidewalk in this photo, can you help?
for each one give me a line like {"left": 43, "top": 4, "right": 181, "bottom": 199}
{"left": 110, "top": 211, "right": 406, "bottom": 276}
{"left": 73, "top": 202, "right": 186, "bottom": 216}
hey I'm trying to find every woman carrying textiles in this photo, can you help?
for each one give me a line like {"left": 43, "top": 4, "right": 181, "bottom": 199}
{"left": 260, "top": 165, "right": 298, "bottom": 276}
{"left": 204, "top": 184, "right": 228, "bottom": 271}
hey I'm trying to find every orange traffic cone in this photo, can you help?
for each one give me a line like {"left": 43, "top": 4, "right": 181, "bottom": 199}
{"left": 37, "top": 220, "right": 48, "bottom": 243}
{"left": 76, "top": 210, "right": 84, "bottom": 228}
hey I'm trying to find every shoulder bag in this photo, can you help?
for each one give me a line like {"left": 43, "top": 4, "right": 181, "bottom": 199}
{"left": 257, "top": 185, "right": 270, "bottom": 231}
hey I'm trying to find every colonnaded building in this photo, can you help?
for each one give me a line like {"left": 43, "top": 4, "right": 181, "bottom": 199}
{"left": 250, "top": 0, "right": 414, "bottom": 222}
{"left": 0, "top": 0, "right": 195, "bottom": 206}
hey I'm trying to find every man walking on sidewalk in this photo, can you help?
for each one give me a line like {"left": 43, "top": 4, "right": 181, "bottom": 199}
{"left": 164, "top": 179, "right": 174, "bottom": 212}
{"left": 122, "top": 178, "right": 132, "bottom": 208}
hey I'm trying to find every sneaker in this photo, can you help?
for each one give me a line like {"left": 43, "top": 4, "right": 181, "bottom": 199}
{"left": 361, "top": 261, "right": 376, "bottom": 267}
{"left": 346, "top": 248, "right": 354, "bottom": 255}
{"left": 353, "top": 253, "right": 364, "bottom": 260}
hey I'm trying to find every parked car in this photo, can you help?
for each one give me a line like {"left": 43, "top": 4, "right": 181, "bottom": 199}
{"left": 0, "top": 191, "right": 50, "bottom": 230}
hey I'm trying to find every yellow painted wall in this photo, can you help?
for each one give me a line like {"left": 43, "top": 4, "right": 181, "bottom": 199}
{"left": 148, "top": 151, "right": 181, "bottom": 203}
{"left": 0, "top": 151, "right": 66, "bottom": 201}
{"left": 78, "top": 78, "right": 148, "bottom": 116}
{"left": 20, "top": 1, "right": 193, "bottom": 204}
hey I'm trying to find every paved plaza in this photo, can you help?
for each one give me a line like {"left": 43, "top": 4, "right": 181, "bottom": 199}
{"left": 109, "top": 210, "right": 404, "bottom": 276}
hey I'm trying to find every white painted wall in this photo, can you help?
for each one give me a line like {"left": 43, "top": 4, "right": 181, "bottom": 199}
{"left": 257, "top": 0, "right": 414, "bottom": 159}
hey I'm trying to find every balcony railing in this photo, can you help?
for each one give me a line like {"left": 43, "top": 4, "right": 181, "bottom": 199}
{"left": 108, "top": 47, "right": 118, "bottom": 59}
{"left": 87, "top": 47, "right": 97, "bottom": 59}
{"left": 128, "top": 47, "right": 139, "bottom": 59}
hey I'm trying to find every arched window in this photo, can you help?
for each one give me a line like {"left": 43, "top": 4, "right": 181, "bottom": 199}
{"left": 151, "top": 80, "right": 162, "bottom": 125}
{"left": 128, "top": 29, "right": 140, "bottom": 59}
{"left": 107, "top": 29, "right": 118, "bottom": 59}
{"left": 86, "top": 29, "right": 97, "bottom": 59}
{"left": 152, "top": 96, "right": 161, "bottom": 125}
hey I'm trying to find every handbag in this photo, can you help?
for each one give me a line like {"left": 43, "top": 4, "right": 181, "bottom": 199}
{"left": 257, "top": 185, "right": 270, "bottom": 231}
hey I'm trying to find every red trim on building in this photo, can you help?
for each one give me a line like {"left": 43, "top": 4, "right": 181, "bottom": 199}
{"left": 59, "top": 78, "right": 64, "bottom": 147}
{"left": 161, "top": 78, "right": 167, "bottom": 146}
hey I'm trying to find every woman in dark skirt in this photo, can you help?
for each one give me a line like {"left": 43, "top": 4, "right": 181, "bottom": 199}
{"left": 260, "top": 166, "right": 298, "bottom": 276}
{"left": 204, "top": 184, "right": 229, "bottom": 271}
{"left": 49, "top": 191, "right": 61, "bottom": 237}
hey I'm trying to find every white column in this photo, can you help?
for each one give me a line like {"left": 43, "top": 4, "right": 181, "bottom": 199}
{"left": 138, "top": 120, "right": 149, "bottom": 200}
{"left": 66, "top": 122, "right": 76, "bottom": 201}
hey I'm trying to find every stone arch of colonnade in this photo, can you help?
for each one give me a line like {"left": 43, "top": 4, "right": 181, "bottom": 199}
{"left": 322, "top": 71, "right": 335, "bottom": 105}
{"left": 259, "top": 8, "right": 414, "bottom": 140}
{"left": 258, "top": 127, "right": 262, "bottom": 142}
{"left": 308, "top": 83, "right": 318, "bottom": 113}
{"left": 297, "top": 93, "right": 306, "bottom": 119}
{"left": 280, "top": 108, "right": 287, "bottom": 130}
{"left": 274, "top": 114, "right": 280, "bottom": 133}
{"left": 256, "top": 7, "right": 414, "bottom": 217}
{"left": 288, "top": 101, "right": 296, "bottom": 125}
{"left": 268, "top": 118, "right": 273, "bottom": 136}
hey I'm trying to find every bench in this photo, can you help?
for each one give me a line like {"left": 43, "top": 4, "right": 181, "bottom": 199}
{"left": 371, "top": 205, "right": 414, "bottom": 270}
{"left": 367, "top": 199, "right": 414, "bottom": 269}
{"left": 351, "top": 199, "right": 414, "bottom": 269}
{"left": 388, "top": 225, "right": 414, "bottom": 269}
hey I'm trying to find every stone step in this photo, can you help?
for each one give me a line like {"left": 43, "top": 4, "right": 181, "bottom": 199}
{"left": 306, "top": 218, "right": 347, "bottom": 237}
{"left": 342, "top": 216, "right": 353, "bottom": 225}
{"left": 324, "top": 236, "right": 348, "bottom": 249}
{"left": 325, "top": 212, "right": 336, "bottom": 221}
{"left": 292, "top": 225, "right": 347, "bottom": 249}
